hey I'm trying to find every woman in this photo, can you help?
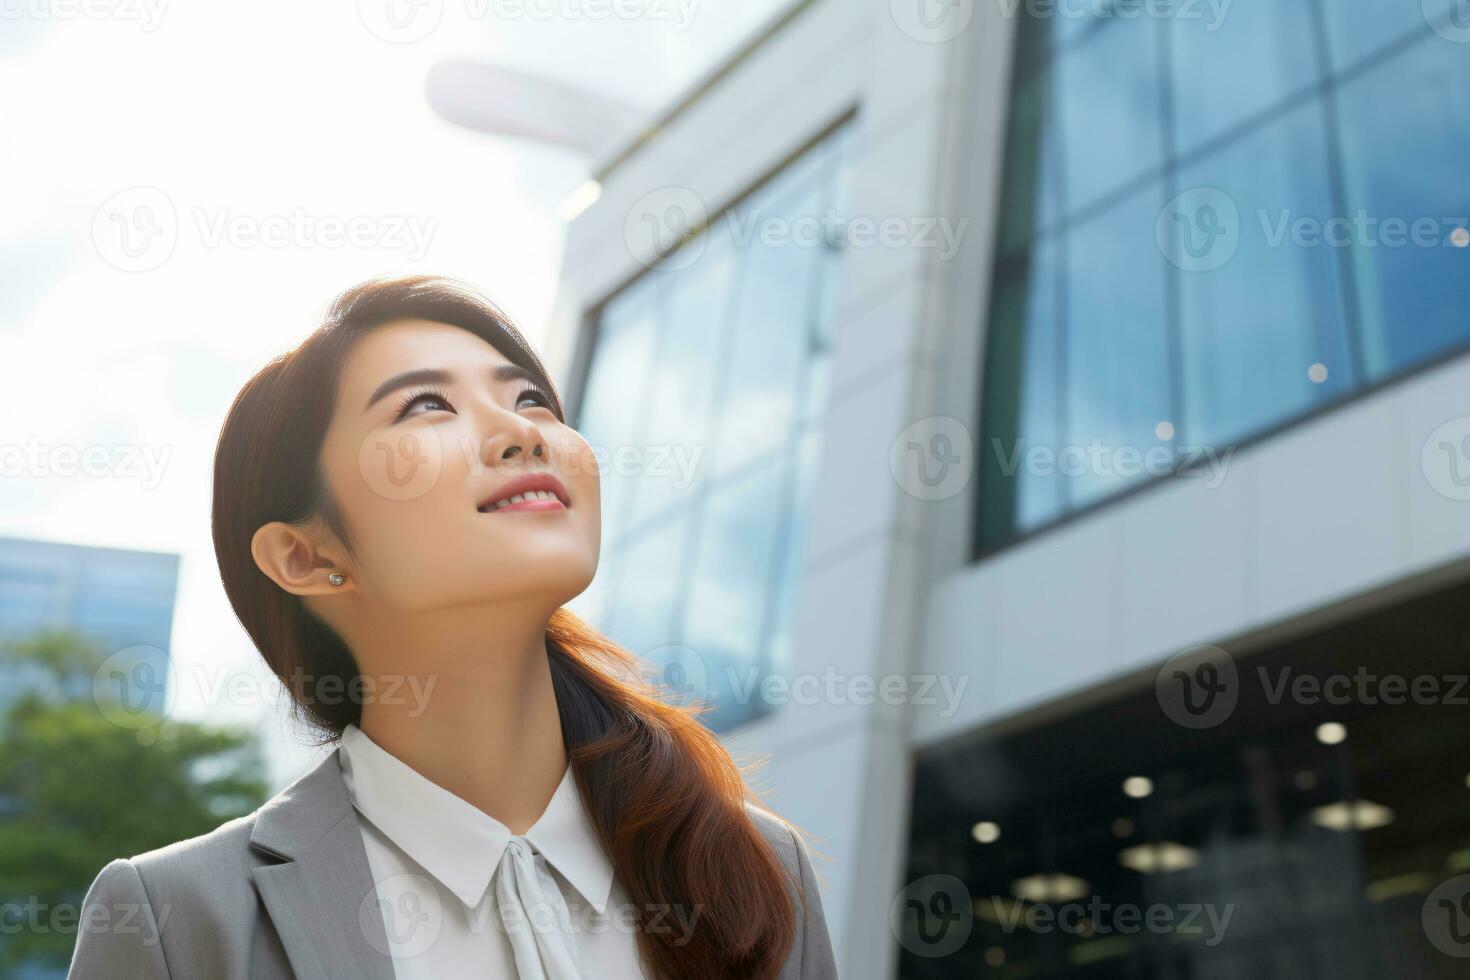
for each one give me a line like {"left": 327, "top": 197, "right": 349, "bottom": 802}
{"left": 68, "top": 275, "right": 838, "bottom": 980}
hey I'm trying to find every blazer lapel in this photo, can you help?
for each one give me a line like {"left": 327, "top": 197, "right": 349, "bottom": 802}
{"left": 249, "top": 748, "right": 397, "bottom": 980}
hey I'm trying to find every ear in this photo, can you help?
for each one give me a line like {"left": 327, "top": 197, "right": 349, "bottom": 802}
{"left": 250, "top": 521, "right": 353, "bottom": 596}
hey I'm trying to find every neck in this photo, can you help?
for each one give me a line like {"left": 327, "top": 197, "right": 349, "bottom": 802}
{"left": 349, "top": 600, "right": 568, "bottom": 835}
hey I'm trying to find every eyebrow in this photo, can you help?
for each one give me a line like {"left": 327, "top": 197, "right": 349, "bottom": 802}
{"left": 364, "top": 364, "right": 544, "bottom": 412}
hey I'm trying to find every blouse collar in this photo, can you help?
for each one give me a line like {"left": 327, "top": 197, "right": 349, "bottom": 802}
{"left": 338, "top": 723, "right": 615, "bottom": 914}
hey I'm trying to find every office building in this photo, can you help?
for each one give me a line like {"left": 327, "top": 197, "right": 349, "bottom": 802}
{"left": 545, "top": 2, "right": 1470, "bottom": 976}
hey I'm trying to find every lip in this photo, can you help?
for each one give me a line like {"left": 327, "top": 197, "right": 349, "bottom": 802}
{"left": 477, "top": 472, "right": 571, "bottom": 514}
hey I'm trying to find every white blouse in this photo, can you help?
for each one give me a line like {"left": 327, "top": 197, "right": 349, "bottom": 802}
{"left": 338, "top": 723, "right": 651, "bottom": 980}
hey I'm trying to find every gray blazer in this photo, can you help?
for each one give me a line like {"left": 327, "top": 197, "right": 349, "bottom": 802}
{"left": 67, "top": 747, "right": 839, "bottom": 979}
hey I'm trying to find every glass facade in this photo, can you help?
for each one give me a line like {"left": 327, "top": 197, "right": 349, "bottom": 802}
{"left": 572, "top": 120, "right": 855, "bottom": 731}
{"left": 0, "top": 536, "right": 179, "bottom": 715}
{"left": 976, "top": 0, "right": 1470, "bottom": 551}
{"left": 902, "top": 581, "right": 1470, "bottom": 978}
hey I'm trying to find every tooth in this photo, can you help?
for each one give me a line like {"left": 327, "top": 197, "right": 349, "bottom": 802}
{"left": 510, "top": 494, "right": 525, "bottom": 504}
{"left": 495, "top": 498, "right": 511, "bottom": 509}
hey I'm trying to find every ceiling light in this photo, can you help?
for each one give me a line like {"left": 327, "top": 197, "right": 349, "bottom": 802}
{"left": 1311, "top": 799, "right": 1394, "bottom": 832}
{"left": 1012, "top": 873, "right": 1090, "bottom": 903}
{"left": 1118, "top": 841, "right": 1201, "bottom": 874}
{"left": 972, "top": 821, "right": 1001, "bottom": 844}
{"left": 1316, "top": 722, "right": 1347, "bottom": 745}
{"left": 1123, "top": 776, "right": 1154, "bottom": 799}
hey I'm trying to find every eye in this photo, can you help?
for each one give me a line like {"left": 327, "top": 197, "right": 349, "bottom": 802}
{"left": 516, "top": 385, "right": 554, "bottom": 412}
{"left": 393, "top": 385, "right": 455, "bottom": 422}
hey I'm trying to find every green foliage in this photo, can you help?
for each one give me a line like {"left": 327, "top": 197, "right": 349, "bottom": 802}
{"left": 0, "top": 630, "right": 270, "bottom": 973}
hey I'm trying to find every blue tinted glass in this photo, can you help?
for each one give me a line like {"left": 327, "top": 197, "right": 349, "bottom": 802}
{"left": 1172, "top": 102, "right": 1356, "bottom": 446}
{"left": 680, "top": 458, "right": 786, "bottom": 726}
{"left": 1169, "top": 0, "right": 1319, "bottom": 155}
{"left": 1063, "top": 186, "right": 1172, "bottom": 507}
{"left": 1322, "top": 0, "right": 1446, "bottom": 72}
{"left": 803, "top": 232, "right": 844, "bottom": 420}
{"left": 767, "top": 428, "right": 822, "bottom": 675}
{"left": 603, "top": 508, "right": 691, "bottom": 657}
{"left": 713, "top": 185, "right": 823, "bottom": 476}
{"left": 578, "top": 279, "right": 664, "bottom": 547}
{"left": 1337, "top": 35, "right": 1470, "bottom": 378}
{"left": 1053, "top": 16, "right": 1165, "bottom": 214}
{"left": 997, "top": 67, "right": 1065, "bottom": 253}
{"left": 1014, "top": 238, "right": 1065, "bottom": 527}
{"left": 629, "top": 238, "right": 736, "bottom": 527}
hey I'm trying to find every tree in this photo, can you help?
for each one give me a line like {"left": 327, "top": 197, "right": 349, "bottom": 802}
{"left": 0, "top": 630, "right": 269, "bottom": 974}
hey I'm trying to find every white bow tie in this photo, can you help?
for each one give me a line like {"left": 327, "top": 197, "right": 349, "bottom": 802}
{"left": 495, "top": 836, "right": 582, "bottom": 979}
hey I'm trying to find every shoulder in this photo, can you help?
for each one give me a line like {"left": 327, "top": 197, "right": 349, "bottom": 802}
{"left": 742, "top": 801, "right": 840, "bottom": 979}
{"left": 86, "top": 812, "right": 266, "bottom": 920}
{"left": 70, "top": 814, "right": 267, "bottom": 979}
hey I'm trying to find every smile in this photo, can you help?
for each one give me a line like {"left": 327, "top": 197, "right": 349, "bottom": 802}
{"left": 476, "top": 472, "right": 571, "bottom": 514}
{"left": 479, "top": 491, "right": 566, "bottom": 514}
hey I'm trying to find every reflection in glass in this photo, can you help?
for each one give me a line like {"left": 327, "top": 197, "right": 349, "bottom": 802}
{"left": 680, "top": 458, "right": 786, "bottom": 730}
{"left": 1336, "top": 35, "right": 1470, "bottom": 380}
{"left": 1052, "top": 16, "right": 1165, "bottom": 214}
{"left": 1169, "top": 0, "right": 1317, "bottom": 155}
{"left": 1063, "top": 187, "right": 1171, "bottom": 507}
{"left": 1175, "top": 102, "right": 1355, "bottom": 446}
{"left": 576, "top": 121, "right": 853, "bottom": 729}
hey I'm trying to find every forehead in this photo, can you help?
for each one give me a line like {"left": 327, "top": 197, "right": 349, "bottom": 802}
{"left": 338, "top": 318, "right": 513, "bottom": 394}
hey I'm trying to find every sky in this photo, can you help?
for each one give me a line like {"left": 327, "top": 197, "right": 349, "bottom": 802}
{"left": 0, "top": 0, "right": 792, "bottom": 789}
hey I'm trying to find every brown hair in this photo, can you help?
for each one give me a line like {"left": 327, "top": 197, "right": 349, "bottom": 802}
{"left": 211, "top": 274, "right": 800, "bottom": 978}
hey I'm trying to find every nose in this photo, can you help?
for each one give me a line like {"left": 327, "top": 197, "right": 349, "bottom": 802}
{"left": 478, "top": 405, "right": 549, "bottom": 469}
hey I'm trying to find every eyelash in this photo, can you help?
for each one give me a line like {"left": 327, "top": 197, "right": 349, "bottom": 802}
{"left": 392, "top": 384, "right": 554, "bottom": 422}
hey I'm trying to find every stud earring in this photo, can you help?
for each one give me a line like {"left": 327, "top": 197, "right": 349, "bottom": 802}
{"left": 328, "top": 572, "right": 345, "bottom": 587}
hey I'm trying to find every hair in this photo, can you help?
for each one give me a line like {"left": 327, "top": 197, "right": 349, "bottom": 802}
{"left": 211, "top": 274, "right": 801, "bottom": 979}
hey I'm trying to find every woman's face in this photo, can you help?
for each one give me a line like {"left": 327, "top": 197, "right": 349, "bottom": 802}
{"left": 314, "top": 317, "right": 601, "bottom": 612}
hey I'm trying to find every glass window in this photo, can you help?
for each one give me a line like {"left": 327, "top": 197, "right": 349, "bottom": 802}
{"left": 1052, "top": 16, "right": 1165, "bottom": 214}
{"left": 679, "top": 457, "right": 786, "bottom": 722}
{"left": 767, "top": 428, "right": 824, "bottom": 675}
{"left": 1064, "top": 187, "right": 1172, "bottom": 507}
{"left": 1321, "top": 0, "right": 1446, "bottom": 73}
{"left": 713, "top": 181, "right": 825, "bottom": 478}
{"left": 602, "top": 508, "right": 691, "bottom": 658}
{"left": 575, "top": 279, "right": 663, "bottom": 548}
{"left": 576, "top": 120, "right": 853, "bottom": 730}
{"left": 1336, "top": 34, "right": 1470, "bottom": 380}
{"left": 977, "top": 241, "right": 1065, "bottom": 543}
{"left": 628, "top": 236, "right": 736, "bottom": 527}
{"left": 975, "top": 0, "right": 1470, "bottom": 553}
{"left": 1168, "top": 0, "right": 1318, "bottom": 155}
{"left": 1174, "top": 102, "right": 1356, "bottom": 446}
